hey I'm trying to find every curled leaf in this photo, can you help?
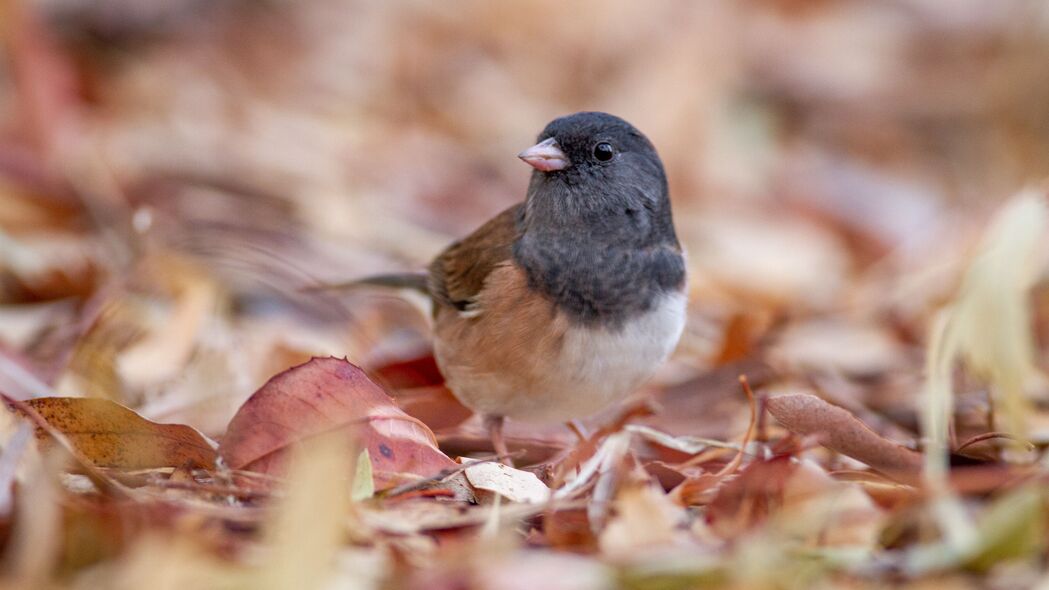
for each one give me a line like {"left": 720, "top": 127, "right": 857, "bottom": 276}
{"left": 766, "top": 393, "right": 922, "bottom": 484}
{"left": 219, "top": 357, "right": 455, "bottom": 490}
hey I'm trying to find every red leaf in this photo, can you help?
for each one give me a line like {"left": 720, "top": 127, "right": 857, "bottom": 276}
{"left": 371, "top": 353, "right": 473, "bottom": 431}
{"left": 219, "top": 357, "right": 455, "bottom": 489}
{"left": 371, "top": 354, "right": 445, "bottom": 389}
{"left": 390, "top": 385, "right": 473, "bottom": 432}
{"left": 706, "top": 454, "right": 796, "bottom": 537}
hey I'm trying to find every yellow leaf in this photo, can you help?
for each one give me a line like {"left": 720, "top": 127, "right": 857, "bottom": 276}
{"left": 16, "top": 397, "right": 217, "bottom": 469}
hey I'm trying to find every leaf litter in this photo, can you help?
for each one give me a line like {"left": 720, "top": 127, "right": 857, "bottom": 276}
{"left": 3, "top": 2, "right": 1049, "bottom": 588}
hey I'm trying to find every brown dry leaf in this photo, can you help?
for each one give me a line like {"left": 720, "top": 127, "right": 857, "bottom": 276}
{"left": 711, "top": 310, "right": 773, "bottom": 365}
{"left": 461, "top": 457, "right": 550, "bottom": 504}
{"left": 219, "top": 357, "right": 455, "bottom": 490}
{"left": 766, "top": 393, "right": 922, "bottom": 484}
{"left": 16, "top": 397, "right": 217, "bottom": 469}
{"left": 777, "top": 459, "right": 885, "bottom": 548}
{"left": 541, "top": 508, "right": 600, "bottom": 554}
{"left": 670, "top": 376, "right": 759, "bottom": 506}
{"left": 706, "top": 454, "right": 796, "bottom": 538}
{"left": 668, "top": 469, "right": 732, "bottom": 507}
{"left": 599, "top": 484, "right": 690, "bottom": 559}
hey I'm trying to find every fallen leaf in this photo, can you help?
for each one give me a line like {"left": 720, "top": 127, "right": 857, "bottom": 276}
{"left": 626, "top": 424, "right": 720, "bottom": 456}
{"left": 389, "top": 385, "right": 473, "bottom": 432}
{"left": 766, "top": 393, "right": 922, "bottom": 484}
{"left": 218, "top": 357, "right": 455, "bottom": 489}
{"left": 671, "top": 377, "right": 760, "bottom": 506}
{"left": 541, "top": 508, "right": 600, "bottom": 554}
{"left": 778, "top": 459, "right": 885, "bottom": 548}
{"left": 14, "top": 397, "right": 217, "bottom": 469}
{"left": 371, "top": 353, "right": 444, "bottom": 389}
{"left": 461, "top": 458, "right": 550, "bottom": 504}
{"left": 706, "top": 454, "right": 796, "bottom": 538}
{"left": 371, "top": 354, "right": 473, "bottom": 431}
{"left": 599, "top": 484, "right": 689, "bottom": 558}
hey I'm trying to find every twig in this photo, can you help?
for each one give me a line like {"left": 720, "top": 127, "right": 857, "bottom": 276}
{"left": 380, "top": 454, "right": 509, "bottom": 499}
{"left": 683, "top": 375, "right": 757, "bottom": 474}
{"left": 954, "top": 431, "right": 1033, "bottom": 454}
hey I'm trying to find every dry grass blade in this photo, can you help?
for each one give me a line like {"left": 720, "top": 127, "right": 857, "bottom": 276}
{"left": 256, "top": 431, "right": 353, "bottom": 590}
{"left": 380, "top": 459, "right": 491, "bottom": 499}
{"left": 3, "top": 444, "right": 63, "bottom": 587}
{"left": 0, "top": 352, "right": 51, "bottom": 400}
{"left": 916, "top": 190, "right": 1048, "bottom": 556}
{"left": 954, "top": 432, "right": 1033, "bottom": 454}
{"left": 624, "top": 424, "right": 735, "bottom": 454}
{"left": 0, "top": 421, "right": 32, "bottom": 514}
{"left": 946, "top": 190, "right": 1047, "bottom": 441}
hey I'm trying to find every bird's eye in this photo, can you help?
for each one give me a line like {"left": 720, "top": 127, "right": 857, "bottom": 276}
{"left": 593, "top": 142, "right": 615, "bottom": 162}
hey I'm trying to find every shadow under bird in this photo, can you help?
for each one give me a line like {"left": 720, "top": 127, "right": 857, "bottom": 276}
{"left": 332, "top": 112, "right": 687, "bottom": 463}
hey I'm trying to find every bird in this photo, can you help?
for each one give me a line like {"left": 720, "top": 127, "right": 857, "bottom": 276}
{"left": 339, "top": 112, "right": 687, "bottom": 463}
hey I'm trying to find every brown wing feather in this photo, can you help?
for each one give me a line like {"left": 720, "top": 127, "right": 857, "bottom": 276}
{"left": 428, "top": 203, "right": 523, "bottom": 312}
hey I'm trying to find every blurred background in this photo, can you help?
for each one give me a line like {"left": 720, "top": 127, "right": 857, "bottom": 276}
{"left": 2, "top": 0, "right": 1049, "bottom": 443}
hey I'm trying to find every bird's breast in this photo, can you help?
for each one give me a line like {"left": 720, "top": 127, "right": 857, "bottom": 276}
{"left": 433, "top": 263, "right": 687, "bottom": 422}
{"left": 544, "top": 289, "right": 686, "bottom": 418}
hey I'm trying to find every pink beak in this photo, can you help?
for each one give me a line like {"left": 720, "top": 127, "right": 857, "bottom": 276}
{"left": 518, "top": 137, "right": 569, "bottom": 172}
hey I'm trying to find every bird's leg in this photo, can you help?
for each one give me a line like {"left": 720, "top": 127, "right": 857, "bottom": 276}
{"left": 484, "top": 414, "right": 512, "bottom": 466}
{"left": 566, "top": 419, "right": 589, "bottom": 443}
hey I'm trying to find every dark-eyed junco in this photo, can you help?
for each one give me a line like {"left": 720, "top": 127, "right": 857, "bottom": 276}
{"left": 347, "top": 112, "right": 686, "bottom": 462}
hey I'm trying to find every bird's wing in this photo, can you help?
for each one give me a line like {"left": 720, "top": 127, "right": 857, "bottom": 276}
{"left": 428, "top": 203, "right": 524, "bottom": 314}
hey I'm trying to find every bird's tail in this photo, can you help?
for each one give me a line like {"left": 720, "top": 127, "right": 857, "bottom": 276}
{"left": 304, "top": 272, "right": 431, "bottom": 295}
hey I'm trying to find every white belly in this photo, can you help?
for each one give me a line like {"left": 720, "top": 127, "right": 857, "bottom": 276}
{"left": 443, "top": 291, "right": 687, "bottom": 423}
